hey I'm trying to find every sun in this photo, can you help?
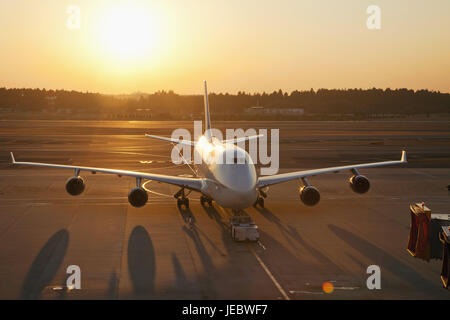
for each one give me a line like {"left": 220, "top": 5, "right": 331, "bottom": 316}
{"left": 98, "top": 3, "right": 160, "bottom": 61}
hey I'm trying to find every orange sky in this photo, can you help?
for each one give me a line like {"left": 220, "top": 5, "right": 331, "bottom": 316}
{"left": 0, "top": 0, "right": 449, "bottom": 94}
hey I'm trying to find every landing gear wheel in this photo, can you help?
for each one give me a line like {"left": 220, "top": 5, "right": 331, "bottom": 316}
{"left": 253, "top": 197, "right": 264, "bottom": 208}
{"left": 200, "top": 195, "right": 208, "bottom": 206}
{"left": 177, "top": 198, "right": 189, "bottom": 209}
{"left": 258, "top": 197, "right": 264, "bottom": 208}
{"left": 175, "top": 187, "right": 190, "bottom": 209}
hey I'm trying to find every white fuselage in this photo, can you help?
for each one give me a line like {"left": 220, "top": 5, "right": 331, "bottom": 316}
{"left": 193, "top": 136, "right": 258, "bottom": 209}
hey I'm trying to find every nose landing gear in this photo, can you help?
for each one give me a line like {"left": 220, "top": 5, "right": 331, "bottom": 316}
{"left": 253, "top": 188, "right": 267, "bottom": 208}
{"left": 253, "top": 197, "right": 265, "bottom": 208}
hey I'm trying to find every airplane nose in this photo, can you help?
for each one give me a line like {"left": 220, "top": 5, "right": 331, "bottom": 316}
{"left": 230, "top": 165, "right": 257, "bottom": 191}
{"left": 216, "top": 163, "right": 257, "bottom": 192}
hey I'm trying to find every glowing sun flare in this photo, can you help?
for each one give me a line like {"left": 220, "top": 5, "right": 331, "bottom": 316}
{"left": 99, "top": 5, "right": 159, "bottom": 60}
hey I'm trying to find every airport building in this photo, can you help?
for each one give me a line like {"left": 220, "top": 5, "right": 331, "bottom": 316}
{"left": 245, "top": 106, "right": 304, "bottom": 115}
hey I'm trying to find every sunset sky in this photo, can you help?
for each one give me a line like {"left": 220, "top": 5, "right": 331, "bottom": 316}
{"left": 1, "top": 0, "right": 449, "bottom": 94}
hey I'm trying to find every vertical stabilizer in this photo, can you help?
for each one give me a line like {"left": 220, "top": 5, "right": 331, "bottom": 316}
{"left": 203, "top": 80, "right": 212, "bottom": 139}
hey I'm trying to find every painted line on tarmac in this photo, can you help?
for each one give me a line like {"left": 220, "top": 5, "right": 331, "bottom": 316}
{"left": 409, "top": 168, "right": 438, "bottom": 179}
{"left": 217, "top": 206, "right": 290, "bottom": 299}
{"left": 246, "top": 243, "right": 290, "bottom": 300}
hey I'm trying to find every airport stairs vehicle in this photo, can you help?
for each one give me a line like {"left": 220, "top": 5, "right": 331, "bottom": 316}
{"left": 439, "top": 227, "right": 450, "bottom": 289}
{"left": 406, "top": 203, "right": 450, "bottom": 289}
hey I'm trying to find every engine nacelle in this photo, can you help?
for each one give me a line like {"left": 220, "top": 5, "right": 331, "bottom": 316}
{"left": 349, "top": 175, "right": 370, "bottom": 194}
{"left": 299, "top": 186, "right": 320, "bottom": 206}
{"left": 128, "top": 187, "right": 148, "bottom": 208}
{"left": 65, "top": 176, "right": 85, "bottom": 196}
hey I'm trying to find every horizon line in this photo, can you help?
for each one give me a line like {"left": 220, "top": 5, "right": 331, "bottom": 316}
{"left": 1, "top": 86, "right": 449, "bottom": 96}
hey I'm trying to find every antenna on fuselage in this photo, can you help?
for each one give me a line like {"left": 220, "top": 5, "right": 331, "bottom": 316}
{"left": 203, "top": 80, "right": 212, "bottom": 140}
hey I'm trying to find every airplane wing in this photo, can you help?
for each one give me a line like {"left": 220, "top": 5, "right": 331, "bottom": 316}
{"left": 145, "top": 134, "right": 195, "bottom": 146}
{"left": 146, "top": 133, "right": 264, "bottom": 146}
{"left": 257, "top": 150, "right": 407, "bottom": 188}
{"left": 222, "top": 134, "right": 264, "bottom": 144}
{"left": 10, "top": 152, "right": 204, "bottom": 191}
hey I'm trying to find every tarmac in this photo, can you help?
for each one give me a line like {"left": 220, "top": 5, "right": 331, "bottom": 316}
{"left": 0, "top": 119, "right": 449, "bottom": 299}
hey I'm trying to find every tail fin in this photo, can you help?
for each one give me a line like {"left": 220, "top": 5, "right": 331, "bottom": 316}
{"left": 203, "top": 80, "right": 212, "bottom": 140}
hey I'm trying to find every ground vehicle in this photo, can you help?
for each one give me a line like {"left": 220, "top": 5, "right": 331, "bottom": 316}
{"left": 230, "top": 216, "right": 260, "bottom": 242}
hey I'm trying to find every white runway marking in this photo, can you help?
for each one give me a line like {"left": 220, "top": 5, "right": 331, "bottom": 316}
{"left": 217, "top": 206, "right": 290, "bottom": 300}
{"left": 409, "top": 168, "right": 438, "bottom": 179}
{"left": 246, "top": 243, "right": 290, "bottom": 300}
{"left": 290, "top": 286, "right": 360, "bottom": 295}
{"left": 290, "top": 290, "right": 323, "bottom": 295}
{"left": 257, "top": 240, "right": 266, "bottom": 250}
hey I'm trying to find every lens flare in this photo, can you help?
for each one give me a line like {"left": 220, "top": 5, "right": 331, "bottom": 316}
{"left": 322, "top": 281, "right": 334, "bottom": 294}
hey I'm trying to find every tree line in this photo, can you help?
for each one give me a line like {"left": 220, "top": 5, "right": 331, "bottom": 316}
{"left": 0, "top": 87, "right": 449, "bottom": 116}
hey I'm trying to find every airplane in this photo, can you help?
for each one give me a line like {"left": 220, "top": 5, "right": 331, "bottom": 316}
{"left": 9, "top": 81, "right": 407, "bottom": 211}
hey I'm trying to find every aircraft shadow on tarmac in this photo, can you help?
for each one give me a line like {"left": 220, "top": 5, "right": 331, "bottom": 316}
{"left": 19, "top": 210, "right": 445, "bottom": 299}
{"left": 127, "top": 225, "right": 156, "bottom": 299}
{"left": 177, "top": 205, "right": 197, "bottom": 224}
{"left": 168, "top": 204, "right": 325, "bottom": 299}
{"left": 106, "top": 270, "right": 119, "bottom": 299}
{"left": 171, "top": 253, "right": 189, "bottom": 290}
{"left": 20, "top": 229, "right": 69, "bottom": 300}
{"left": 254, "top": 206, "right": 343, "bottom": 274}
{"left": 328, "top": 224, "right": 443, "bottom": 297}
{"left": 132, "top": 203, "right": 285, "bottom": 299}
{"left": 22, "top": 209, "right": 444, "bottom": 298}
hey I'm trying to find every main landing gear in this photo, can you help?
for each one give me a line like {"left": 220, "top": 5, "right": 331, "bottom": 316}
{"left": 253, "top": 188, "right": 267, "bottom": 208}
{"left": 200, "top": 195, "right": 213, "bottom": 207}
{"left": 174, "top": 187, "right": 189, "bottom": 209}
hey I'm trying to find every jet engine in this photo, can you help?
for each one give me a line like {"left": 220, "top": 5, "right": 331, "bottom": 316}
{"left": 128, "top": 187, "right": 148, "bottom": 208}
{"left": 349, "top": 175, "right": 370, "bottom": 194}
{"left": 65, "top": 176, "right": 85, "bottom": 196}
{"left": 299, "top": 186, "right": 320, "bottom": 206}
